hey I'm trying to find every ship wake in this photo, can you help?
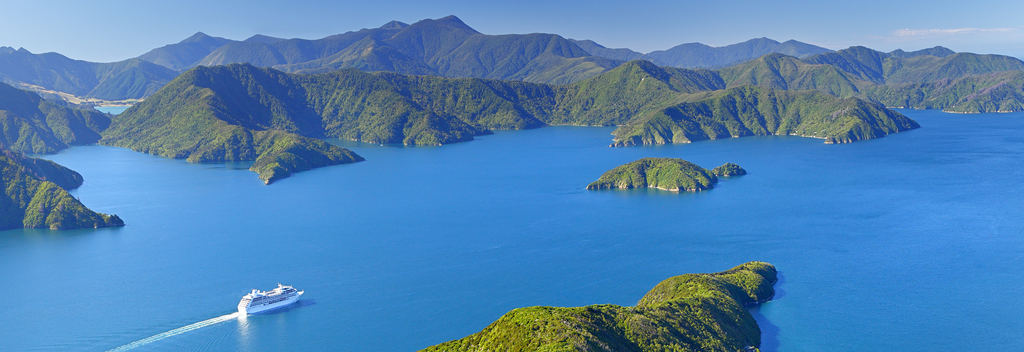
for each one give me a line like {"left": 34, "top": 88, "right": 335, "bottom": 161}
{"left": 107, "top": 312, "right": 241, "bottom": 351}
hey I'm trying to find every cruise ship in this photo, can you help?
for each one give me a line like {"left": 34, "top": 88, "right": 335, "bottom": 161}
{"left": 238, "top": 284, "right": 304, "bottom": 314}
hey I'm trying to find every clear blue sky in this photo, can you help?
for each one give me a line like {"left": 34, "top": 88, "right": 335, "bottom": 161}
{"left": 3, "top": 0, "right": 1023, "bottom": 62}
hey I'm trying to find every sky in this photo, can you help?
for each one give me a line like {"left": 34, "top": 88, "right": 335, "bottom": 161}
{"left": 2, "top": 0, "right": 1023, "bottom": 62}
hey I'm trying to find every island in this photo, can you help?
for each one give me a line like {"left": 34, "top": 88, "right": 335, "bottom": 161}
{"left": 0, "top": 150, "right": 123, "bottom": 230}
{"left": 712, "top": 162, "right": 747, "bottom": 177}
{"left": 587, "top": 158, "right": 744, "bottom": 192}
{"left": 422, "top": 261, "right": 777, "bottom": 352}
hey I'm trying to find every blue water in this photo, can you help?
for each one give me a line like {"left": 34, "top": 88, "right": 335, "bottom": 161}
{"left": 95, "top": 106, "right": 130, "bottom": 115}
{"left": 2, "top": 109, "right": 1023, "bottom": 351}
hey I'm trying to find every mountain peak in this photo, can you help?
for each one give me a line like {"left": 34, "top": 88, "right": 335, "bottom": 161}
{"left": 0, "top": 46, "right": 14, "bottom": 54}
{"left": 743, "top": 37, "right": 781, "bottom": 45}
{"left": 430, "top": 15, "right": 480, "bottom": 34}
{"left": 245, "top": 34, "right": 285, "bottom": 44}
{"left": 380, "top": 20, "right": 409, "bottom": 29}
{"left": 182, "top": 32, "right": 212, "bottom": 43}
{"left": 889, "top": 46, "right": 956, "bottom": 58}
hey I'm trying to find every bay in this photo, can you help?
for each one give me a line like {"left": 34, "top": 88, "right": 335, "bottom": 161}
{"left": 1, "top": 109, "right": 1023, "bottom": 351}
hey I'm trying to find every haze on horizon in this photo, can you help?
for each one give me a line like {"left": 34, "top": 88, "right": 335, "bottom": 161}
{"left": 2, "top": 0, "right": 1022, "bottom": 63}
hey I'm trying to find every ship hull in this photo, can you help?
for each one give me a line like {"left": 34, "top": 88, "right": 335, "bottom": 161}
{"left": 239, "top": 291, "right": 303, "bottom": 315}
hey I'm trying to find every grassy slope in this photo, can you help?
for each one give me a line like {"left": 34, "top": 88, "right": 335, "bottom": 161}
{"left": 586, "top": 158, "right": 721, "bottom": 192}
{"left": 423, "top": 261, "right": 777, "bottom": 352}
{"left": 0, "top": 150, "right": 123, "bottom": 230}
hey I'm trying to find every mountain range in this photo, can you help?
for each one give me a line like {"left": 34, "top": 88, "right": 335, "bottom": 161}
{"left": 0, "top": 47, "right": 177, "bottom": 100}
{"left": 5, "top": 14, "right": 1013, "bottom": 113}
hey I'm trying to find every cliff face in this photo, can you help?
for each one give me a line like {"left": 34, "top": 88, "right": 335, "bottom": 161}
{"left": 422, "top": 261, "right": 777, "bottom": 352}
{"left": 0, "top": 150, "right": 123, "bottom": 230}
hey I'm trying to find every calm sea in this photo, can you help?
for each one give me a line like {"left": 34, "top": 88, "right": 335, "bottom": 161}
{"left": 1, "top": 109, "right": 1022, "bottom": 351}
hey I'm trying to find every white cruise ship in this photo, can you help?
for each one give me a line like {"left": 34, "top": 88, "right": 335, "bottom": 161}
{"left": 238, "top": 284, "right": 304, "bottom": 314}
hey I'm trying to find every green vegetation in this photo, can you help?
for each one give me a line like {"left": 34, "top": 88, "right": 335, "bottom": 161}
{"left": 422, "top": 261, "right": 777, "bottom": 352}
{"left": 107, "top": 60, "right": 917, "bottom": 184}
{"left": 721, "top": 47, "right": 1024, "bottom": 113}
{"left": 0, "top": 150, "right": 123, "bottom": 230}
{"left": 0, "top": 82, "right": 111, "bottom": 154}
{"left": 587, "top": 158, "right": 724, "bottom": 192}
{"left": 864, "top": 71, "right": 1024, "bottom": 113}
{"left": 611, "top": 86, "right": 919, "bottom": 146}
{"left": 711, "top": 163, "right": 746, "bottom": 177}
{"left": 100, "top": 65, "right": 364, "bottom": 184}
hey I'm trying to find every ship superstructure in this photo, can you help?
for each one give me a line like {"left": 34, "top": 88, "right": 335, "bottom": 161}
{"left": 238, "top": 284, "right": 303, "bottom": 314}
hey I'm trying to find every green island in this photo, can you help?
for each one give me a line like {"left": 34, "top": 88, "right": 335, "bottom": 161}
{"left": 0, "top": 150, "right": 123, "bottom": 230}
{"left": 712, "top": 163, "right": 746, "bottom": 177}
{"left": 422, "top": 261, "right": 777, "bottom": 352}
{"left": 587, "top": 158, "right": 743, "bottom": 192}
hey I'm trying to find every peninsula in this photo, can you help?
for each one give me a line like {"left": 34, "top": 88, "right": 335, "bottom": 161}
{"left": 587, "top": 158, "right": 743, "bottom": 192}
{"left": 422, "top": 261, "right": 777, "bottom": 352}
{"left": 0, "top": 150, "right": 123, "bottom": 230}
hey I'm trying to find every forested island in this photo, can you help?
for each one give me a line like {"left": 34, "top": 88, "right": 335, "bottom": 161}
{"left": 422, "top": 261, "right": 777, "bottom": 352}
{"left": 587, "top": 158, "right": 744, "bottom": 192}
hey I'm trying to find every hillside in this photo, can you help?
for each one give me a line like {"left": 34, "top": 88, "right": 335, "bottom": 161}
{"left": 865, "top": 71, "right": 1024, "bottom": 113}
{"left": 714, "top": 47, "right": 1024, "bottom": 113}
{"left": 422, "top": 261, "right": 777, "bottom": 352}
{"left": 100, "top": 65, "right": 364, "bottom": 184}
{"left": 136, "top": 32, "right": 234, "bottom": 70}
{"left": 0, "top": 82, "right": 111, "bottom": 154}
{"left": 611, "top": 86, "right": 919, "bottom": 146}
{"left": 569, "top": 39, "right": 644, "bottom": 61}
{"left": 0, "top": 149, "right": 123, "bottom": 230}
{"left": 0, "top": 48, "right": 178, "bottom": 100}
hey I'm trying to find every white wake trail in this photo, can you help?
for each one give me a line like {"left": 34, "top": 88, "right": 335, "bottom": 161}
{"left": 107, "top": 312, "right": 242, "bottom": 352}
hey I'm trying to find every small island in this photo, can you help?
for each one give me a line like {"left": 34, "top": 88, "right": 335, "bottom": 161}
{"left": 712, "top": 162, "right": 747, "bottom": 177}
{"left": 422, "top": 261, "right": 777, "bottom": 352}
{"left": 587, "top": 158, "right": 744, "bottom": 192}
